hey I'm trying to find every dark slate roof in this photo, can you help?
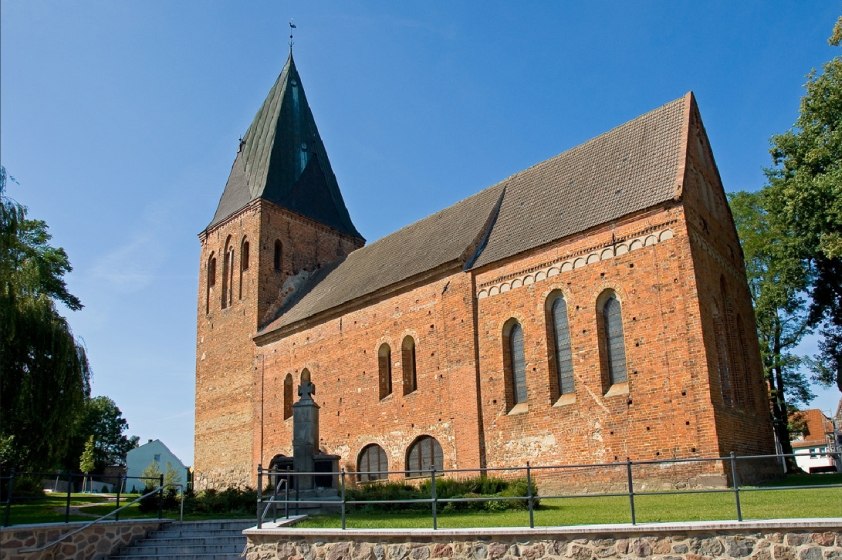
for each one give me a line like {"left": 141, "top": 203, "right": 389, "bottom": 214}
{"left": 260, "top": 93, "right": 690, "bottom": 335}
{"left": 208, "top": 54, "right": 362, "bottom": 239}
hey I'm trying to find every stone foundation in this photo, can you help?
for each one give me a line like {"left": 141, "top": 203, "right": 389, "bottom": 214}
{"left": 245, "top": 520, "right": 842, "bottom": 559}
{"left": 1, "top": 519, "right": 166, "bottom": 560}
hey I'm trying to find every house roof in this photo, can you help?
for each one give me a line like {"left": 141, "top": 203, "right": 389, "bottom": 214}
{"left": 259, "top": 92, "right": 692, "bottom": 336}
{"left": 790, "top": 409, "right": 834, "bottom": 448}
{"left": 207, "top": 54, "right": 362, "bottom": 240}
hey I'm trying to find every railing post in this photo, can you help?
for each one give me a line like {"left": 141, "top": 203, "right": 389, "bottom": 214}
{"left": 626, "top": 458, "right": 636, "bottom": 525}
{"left": 430, "top": 466, "right": 437, "bottom": 530}
{"left": 526, "top": 462, "right": 535, "bottom": 529}
{"left": 340, "top": 469, "right": 347, "bottom": 530}
{"left": 115, "top": 475, "right": 122, "bottom": 521}
{"left": 256, "top": 464, "right": 263, "bottom": 529}
{"left": 3, "top": 469, "right": 14, "bottom": 527}
{"left": 65, "top": 471, "right": 73, "bottom": 523}
{"left": 157, "top": 474, "right": 164, "bottom": 520}
{"left": 730, "top": 452, "right": 742, "bottom": 522}
{"left": 284, "top": 477, "right": 289, "bottom": 519}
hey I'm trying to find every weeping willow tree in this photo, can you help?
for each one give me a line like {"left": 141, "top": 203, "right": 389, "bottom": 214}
{"left": 0, "top": 165, "right": 91, "bottom": 470}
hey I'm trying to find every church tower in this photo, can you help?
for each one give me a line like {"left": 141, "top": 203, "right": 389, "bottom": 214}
{"left": 195, "top": 54, "right": 364, "bottom": 489}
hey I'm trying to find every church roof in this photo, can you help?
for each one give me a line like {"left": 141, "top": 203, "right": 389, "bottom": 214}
{"left": 260, "top": 93, "right": 691, "bottom": 335}
{"left": 207, "top": 54, "right": 362, "bottom": 240}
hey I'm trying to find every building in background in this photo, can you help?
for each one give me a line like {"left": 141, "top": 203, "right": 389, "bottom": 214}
{"left": 790, "top": 408, "right": 840, "bottom": 473}
{"left": 126, "top": 439, "right": 187, "bottom": 492}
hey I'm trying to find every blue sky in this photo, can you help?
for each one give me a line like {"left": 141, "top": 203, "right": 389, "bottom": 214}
{"left": 2, "top": 2, "right": 839, "bottom": 465}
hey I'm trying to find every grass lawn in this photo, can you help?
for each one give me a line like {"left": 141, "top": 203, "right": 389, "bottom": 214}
{"left": 296, "top": 474, "right": 842, "bottom": 529}
{"left": 4, "top": 474, "right": 840, "bottom": 528}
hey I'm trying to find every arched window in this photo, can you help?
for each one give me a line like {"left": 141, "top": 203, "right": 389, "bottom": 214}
{"left": 274, "top": 240, "right": 283, "bottom": 272}
{"left": 221, "top": 237, "right": 234, "bottom": 309}
{"left": 239, "top": 238, "right": 249, "bottom": 300}
{"left": 405, "top": 436, "right": 443, "bottom": 478}
{"left": 401, "top": 336, "right": 417, "bottom": 395}
{"left": 736, "top": 315, "right": 755, "bottom": 410}
{"left": 206, "top": 253, "right": 216, "bottom": 314}
{"left": 357, "top": 444, "right": 388, "bottom": 482}
{"left": 599, "top": 292, "right": 628, "bottom": 387}
{"left": 283, "top": 374, "right": 293, "bottom": 420}
{"left": 503, "top": 320, "right": 527, "bottom": 408}
{"left": 378, "top": 344, "right": 392, "bottom": 399}
{"left": 548, "top": 294, "right": 575, "bottom": 398}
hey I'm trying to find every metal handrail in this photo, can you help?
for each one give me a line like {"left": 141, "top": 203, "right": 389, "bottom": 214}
{"left": 17, "top": 485, "right": 167, "bottom": 555}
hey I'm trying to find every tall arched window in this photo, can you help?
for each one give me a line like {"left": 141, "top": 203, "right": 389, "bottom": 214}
{"left": 401, "top": 336, "right": 417, "bottom": 395}
{"left": 736, "top": 315, "right": 754, "bottom": 409}
{"left": 283, "top": 374, "right": 293, "bottom": 420}
{"left": 239, "top": 237, "right": 249, "bottom": 300}
{"left": 548, "top": 294, "right": 575, "bottom": 398}
{"left": 378, "top": 344, "right": 392, "bottom": 399}
{"left": 599, "top": 292, "right": 628, "bottom": 387}
{"left": 357, "top": 444, "right": 388, "bottom": 482}
{"left": 405, "top": 436, "right": 443, "bottom": 478}
{"left": 503, "top": 319, "right": 527, "bottom": 408}
{"left": 206, "top": 253, "right": 216, "bottom": 314}
{"left": 274, "top": 240, "right": 283, "bottom": 272}
{"left": 221, "top": 237, "right": 234, "bottom": 309}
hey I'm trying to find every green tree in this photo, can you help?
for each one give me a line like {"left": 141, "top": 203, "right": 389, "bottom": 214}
{"left": 141, "top": 461, "right": 162, "bottom": 490}
{"left": 64, "top": 396, "right": 140, "bottom": 472}
{"left": 729, "top": 190, "right": 815, "bottom": 462}
{"left": 0, "top": 165, "right": 91, "bottom": 470}
{"left": 765, "top": 17, "right": 842, "bottom": 391}
{"left": 79, "top": 435, "right": 96, "bottom": 493}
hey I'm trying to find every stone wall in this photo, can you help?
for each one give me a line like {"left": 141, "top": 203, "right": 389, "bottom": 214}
{"left": 245, "top": 520, "right": 842, "bottom": 560}
{"left": 1, "top": 519, "right": 165, "bottom": 560}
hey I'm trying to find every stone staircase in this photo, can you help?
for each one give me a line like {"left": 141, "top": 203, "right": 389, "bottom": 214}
{"left": 108, "top": 520, "right": 253, "bottom": 560}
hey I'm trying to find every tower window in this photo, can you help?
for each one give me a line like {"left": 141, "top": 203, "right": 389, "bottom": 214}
{"left": 206, "top": 253, "right": 216, "bottom": 314}
{"left": 401, "top": 336, "right": 417, "bottom": 395}
{"left": 221, "top": 238, "right": 234, "bottom": 309}
{"left": 239, "top": 238, "right": 249, "bottom": 300}
{"left": 274, "top": 240, "right": 283, "bottom": 272}
{"left": 283, "top": 374, "right": 293, "bottom": 420}
{"left": 378, "top": 344, "right": 392, "bottom": 399}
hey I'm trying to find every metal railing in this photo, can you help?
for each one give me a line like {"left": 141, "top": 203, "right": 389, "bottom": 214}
{"left": 16, "top": 485, "right": 168, "bottom": 555}
{"left": 254, "top": 451, "right": 842, "bottom": 529}
{"left": 0, "top": 470, "right": 182, "bottom": 527}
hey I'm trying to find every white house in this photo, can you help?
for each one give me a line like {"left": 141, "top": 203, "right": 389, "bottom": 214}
{"left": 125, "top": 439, "right": 188, "bottom": 492}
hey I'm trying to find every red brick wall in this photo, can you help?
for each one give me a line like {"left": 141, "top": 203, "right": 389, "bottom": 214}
{"left": 195, "top": 201, "right": 360, "bottom": 489}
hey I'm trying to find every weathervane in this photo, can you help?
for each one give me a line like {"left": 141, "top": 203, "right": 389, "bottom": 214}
{"left": 289, "top": 20, "right": 297, "bottom": 52}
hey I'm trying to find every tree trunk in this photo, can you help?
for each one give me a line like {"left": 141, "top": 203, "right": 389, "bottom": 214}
{"left": 769, "top": 321, "right": 801, "bottom": 472}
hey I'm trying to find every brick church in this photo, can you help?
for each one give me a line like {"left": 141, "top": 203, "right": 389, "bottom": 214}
{"left": 194, "top": 54, "right": 776, "bottom": 490}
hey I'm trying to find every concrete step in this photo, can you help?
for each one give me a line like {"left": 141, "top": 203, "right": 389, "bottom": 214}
{"left": 109, "top": 520, "right": 250, "bottom": 560}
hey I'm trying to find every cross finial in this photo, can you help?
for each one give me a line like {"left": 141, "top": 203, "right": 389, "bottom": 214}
{"left": 289, "top": 20, "right": 297, "bottom": 52}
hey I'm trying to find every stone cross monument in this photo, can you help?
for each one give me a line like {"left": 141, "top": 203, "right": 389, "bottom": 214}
{"left": 292, "top": 370, "right": 319, "bottom": 491}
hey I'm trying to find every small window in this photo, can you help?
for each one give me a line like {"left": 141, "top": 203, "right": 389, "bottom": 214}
{"left": 502, "top": 319, "right": 527, "bottom": 409}
{"left": 378, "top": 344, "right": 392, "bottom": 399}
{"left": 405, "top": 436, "right": 443, "bottom": 478}
{"left": 153, "top": 454, "right": 161, "bottom": 462}
{"left": 241, "top": 239, "right": 250, "bottom": 271}
{"left": 549, "top": 295, "right": 575, "bottom": 397}
{"left": 274, "top": 240, "right": 283, "bottom": 272}
{"left": 358, "top": 444, "right": 388, "bottom": 482}
{"left": 598, "top": 292, "right": 628, "bottom": 388}
{"left": 283, "top": 374, "right": 293, "bottom": 420}
{"left": 206, "top": 253, "right": 216, "bottom": 313}
{"left": 402, "top": 336, "right": 417, "bottom": 395}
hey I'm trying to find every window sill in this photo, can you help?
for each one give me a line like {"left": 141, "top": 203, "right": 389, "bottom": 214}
{"left": 604, "top": 383, "right": 629, "bottom": 397}
{"left": 553, "top": 394, "right": 576, "bottom": 407}
{"left": 507, "top": 403, "right": 529, "bottom": 416}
